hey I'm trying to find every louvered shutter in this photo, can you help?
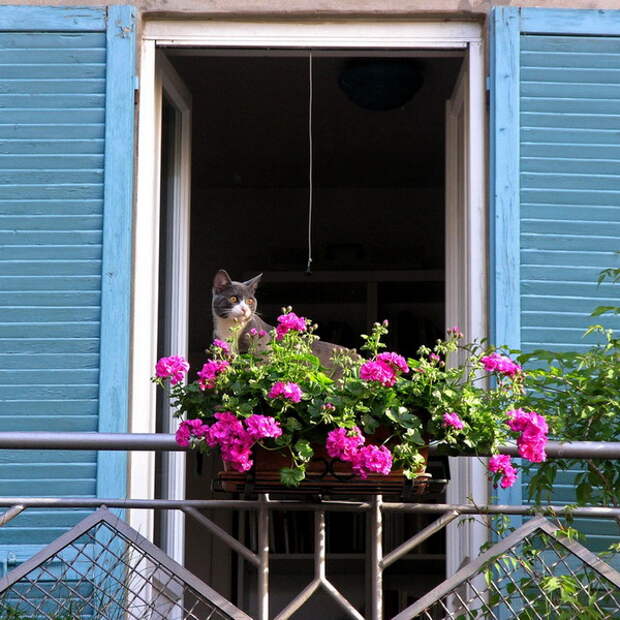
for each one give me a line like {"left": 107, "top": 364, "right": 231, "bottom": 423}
{"left": 0, "top": 6, "right": 135, "bottom": 566}
{"left": 490, "top": 7, "right": 620, "bottom": 555}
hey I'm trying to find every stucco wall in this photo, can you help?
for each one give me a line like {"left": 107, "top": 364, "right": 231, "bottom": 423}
{"left": 2, "top": 0, "right": 620, "bottom": 17}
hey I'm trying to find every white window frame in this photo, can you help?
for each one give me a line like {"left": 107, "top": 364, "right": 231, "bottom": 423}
{"left": 131, "top": 18, "right": 487, "bottom": 574}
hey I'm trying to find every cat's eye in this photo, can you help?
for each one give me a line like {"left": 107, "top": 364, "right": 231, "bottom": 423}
{"left": 229, "top": 296, "right": 238, "bottom": 304}
{"left": 247, "top": 299, "right": 254, "bottom": 306}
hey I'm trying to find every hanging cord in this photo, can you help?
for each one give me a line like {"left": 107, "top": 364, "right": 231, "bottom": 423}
{"left": 306, "top": 52, "right": 313, "bottom": 275}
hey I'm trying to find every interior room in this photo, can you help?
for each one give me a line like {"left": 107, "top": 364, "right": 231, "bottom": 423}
{"left": 159, "top": 49, "right": 464, "bottom": 617}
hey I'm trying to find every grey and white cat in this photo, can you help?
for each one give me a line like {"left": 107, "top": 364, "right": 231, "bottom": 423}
{"left": 211, "top": 269, "right": 354, "bottom": 370}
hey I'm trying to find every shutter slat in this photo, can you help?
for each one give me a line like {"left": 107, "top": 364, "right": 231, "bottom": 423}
{"left": 0, "top": 292, "right": 101, "bottom": 306}
{"left": 0, "top": 353, "right": 99, "bottom": 368}
{"left": 0, "top": 276, "right": 102, "bottom": 291}
{"left": 522, "top": 248, "right": 620, "bottom": 264}
{"left": 0, "top": 93, "right": 105, "bottom": 108}
{"left": 0, "top": 32, "right": 105, "bottom": 48}
{"left": 0, "top": 246, "right": 102, "bottom": 259}
{"left": 0, "top": 80, "right": 106, "bottom": 95}
{"left": 0, "top": 139, "right": 104, "bottom": 154}
{"left": 0, "top": 155, "right": 104, "bottom": 169}
{"left": 522, "top": 97, "right": 620, "bottom": 114}
{"left": 0, "top": 109, "right": 105, "bottom": 123}
{"left": 521, "top": 34, "right": 620, "bottom": 53}
{"left": 0, "top": 416, "right": 98, "bottom": 432}
{"left": 522, "top": 157, "right": 620, "bottom": 175}
{"left": 0, "top": 401, "right": 98, "bottom": 414}
{"left": 2, "top": 307, "right": 100, "bottom": 321}
{"left": 0, "top": 215, "right": 103, "bottom": 230}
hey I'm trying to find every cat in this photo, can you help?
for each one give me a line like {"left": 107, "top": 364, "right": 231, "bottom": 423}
{"left": 211, "top": 269, "right": 356, "bottom": 373}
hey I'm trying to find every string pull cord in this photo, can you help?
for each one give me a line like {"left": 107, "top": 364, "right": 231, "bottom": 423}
{"left": 306, "top": 52, "right": 313, "bottom": 275}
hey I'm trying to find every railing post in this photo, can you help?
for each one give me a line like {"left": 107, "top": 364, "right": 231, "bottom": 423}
{"left": 370, "top": 494, "right": 383, "bottom": 620}
{"left": 257, "top": 493, "right": 270, "bottom": 620}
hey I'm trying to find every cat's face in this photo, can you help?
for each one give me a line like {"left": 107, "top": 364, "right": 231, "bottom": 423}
{"left": 212, "top": 270, "right": 262, "bottom": 322}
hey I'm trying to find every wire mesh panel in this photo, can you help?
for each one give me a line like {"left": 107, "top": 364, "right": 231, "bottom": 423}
{"left": 393, "top": 517, "right": 620, "bottom": 620}
{"left": 0, "top": 509, "right": 250, "bottom": 620}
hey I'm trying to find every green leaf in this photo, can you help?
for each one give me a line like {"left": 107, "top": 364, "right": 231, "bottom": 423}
{"left": 294, "top": 439, "right": 314, "bottom": 462}
{"left": 285, "top": 417, "right": 302, "bottom": 432}
{"left": 280, "top": 467, "right": 305, "bottom": 487}
{"left": 361, "top": 413, "right": 379, "bottom": 434}
{"left": 591, "top": 305, "right": 619, "bottom": 317}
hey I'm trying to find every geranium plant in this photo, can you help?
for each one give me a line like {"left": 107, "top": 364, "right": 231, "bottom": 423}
{"left": 154, "top": 312, "right": 548, "bottom": 488}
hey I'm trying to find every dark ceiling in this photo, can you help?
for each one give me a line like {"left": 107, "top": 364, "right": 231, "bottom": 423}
{"left": 167, "top": 53, "right": 463, "bottom": 189}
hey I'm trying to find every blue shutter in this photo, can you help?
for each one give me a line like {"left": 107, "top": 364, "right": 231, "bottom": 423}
{"left": 490, "top": 7, "right": 620, "bottom": 553}
{"left": 0, "top": 6, "right": 135, "bottom": 565}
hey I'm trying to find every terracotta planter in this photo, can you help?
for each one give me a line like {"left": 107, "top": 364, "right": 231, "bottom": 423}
{"left": 217, "top": 427, "right": 432, "bottom": 498}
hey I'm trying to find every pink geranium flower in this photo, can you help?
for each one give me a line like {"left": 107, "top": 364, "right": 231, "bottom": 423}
{"left": 212, "top": 339, "right": 231, "bottom": 354}
{"left": 481, "top": 353, "right": 522, "bottom": 377}
{"left": 197, "top": 359, "right": 230, "bottom": 390}
{"left": 326, "top": 427, "right": 365, "bottom": 461}
{"left": 275, "top": 312, "right": 307, "bottom": 340}
{"left": 359, "top": 360, "right": 397, "bottom": 387}
{"left": 443, "top": 412, "right": 465, "bottom": 430}
{"left": 268, "top": 381, "right": 303, "bottom": 403}
{"left": 175, "top": 418, "right": 209, "bottom": 447}
{"left": 155, "top": 355, "right": 189, "bottom": 385}
{"left": 376, "top": 352, "right": 409, "bottom": 374}
{"left": 506, "top": 409, "right": 548, "bottom": 463}
{"left": 245, "top": 414, "right": 282, "bottom": 440}
{"left": 205, "top": 412, "right": 254, "bottom": 472}
{"left": 351, "top": 445, "right": 393, "bottom": 479}
{"left": 488, "top": 454, "right": 518, "bottom": 488}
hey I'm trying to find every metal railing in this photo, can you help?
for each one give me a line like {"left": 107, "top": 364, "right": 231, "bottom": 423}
{"left": 0, "top": 432, "right": 618, "bottom": 620}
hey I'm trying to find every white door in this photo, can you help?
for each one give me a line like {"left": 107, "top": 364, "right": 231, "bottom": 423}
{"left": 444, "top": 47, "right": 488, "bottom": 576}
{"left": 129, "top": 46, "right": 192, "bottom": 568}
{"left": 155, "top": 51, "right": 192, "bottom": 565}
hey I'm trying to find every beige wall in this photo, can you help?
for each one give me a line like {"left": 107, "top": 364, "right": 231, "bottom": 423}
{"left": 2, "top": 0, "right": 620, "bottom": 17}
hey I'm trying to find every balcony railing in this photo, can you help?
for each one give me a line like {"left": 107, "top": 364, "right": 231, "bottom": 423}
{"left": 0, "top": 432, "right": 618, "bottom": 620}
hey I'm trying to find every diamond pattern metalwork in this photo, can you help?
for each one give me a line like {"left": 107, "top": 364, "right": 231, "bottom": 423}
{"left": 392, "top": 516, "right": 620, "bottom": 620}
{"left": 0, "top": 508, "right": 250, "bottom": 620}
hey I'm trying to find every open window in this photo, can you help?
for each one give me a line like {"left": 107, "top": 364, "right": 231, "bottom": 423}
{"left": 134, "top": 19, "right": 486, "bottom": 618}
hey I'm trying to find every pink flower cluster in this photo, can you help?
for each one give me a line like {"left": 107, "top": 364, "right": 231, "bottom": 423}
{"left": 325, "top": 427, "right": 393, "bottom": 480}
{"left": 245, "top": 414, "right": 283, "bottom": 440}
{"left": 507, "top": 409, "right": 548, "bottom": 463}
{"left": 268, "top": 381, "right": 303, "bottom": 403}
{"left": 212, "top": 339, "right": 231, "bottom": 354}
{"left": 275, "top": 312, "right": 307, "bottom": 340}
{"left": 197, "top": 359, "right": 230, "bottom": 390}
{"left": 352, "top": 445, "right": 393, "bottom": 479}
{"left": 376, "top": 352, "right": 409, "bottom": 374}
{"left": 481, "top": 353, "right": 522, "bottom": 377}
{"left": 488, "top": 454, "right": 518, "bottom": 489}
{"left": 248, "top": 327, "right": 268, "bottom": 338}
{"left": 359, "top": 352, "right": 409, "bottom": 387}
{"left": 447, "top": 326, "right": 464, "bottom": 338}
{"left": 176, "top": 412, "right": 282, "bottom": 472}
{"left": 155, "top": 355, "right": 189, "bottom": 385}
{"left": 443, "top": 412, "right": 464, "bottom": 430}
{"left": 175, "top": 418, "right": 209, "bottom": 447}
{"left": 326, "top": 426, "right": 365, "bottom": 460}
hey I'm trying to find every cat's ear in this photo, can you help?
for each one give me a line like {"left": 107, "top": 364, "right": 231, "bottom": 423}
{"left": 244, "top": 273, "right": 262, "bottom": 295}
{"left": 213, "top": 269, "right": 232, "bottom": 293}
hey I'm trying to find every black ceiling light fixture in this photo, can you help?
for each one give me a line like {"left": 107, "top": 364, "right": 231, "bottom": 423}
{"left": 338, "top": 58, "right": 424, "bottom": 111}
